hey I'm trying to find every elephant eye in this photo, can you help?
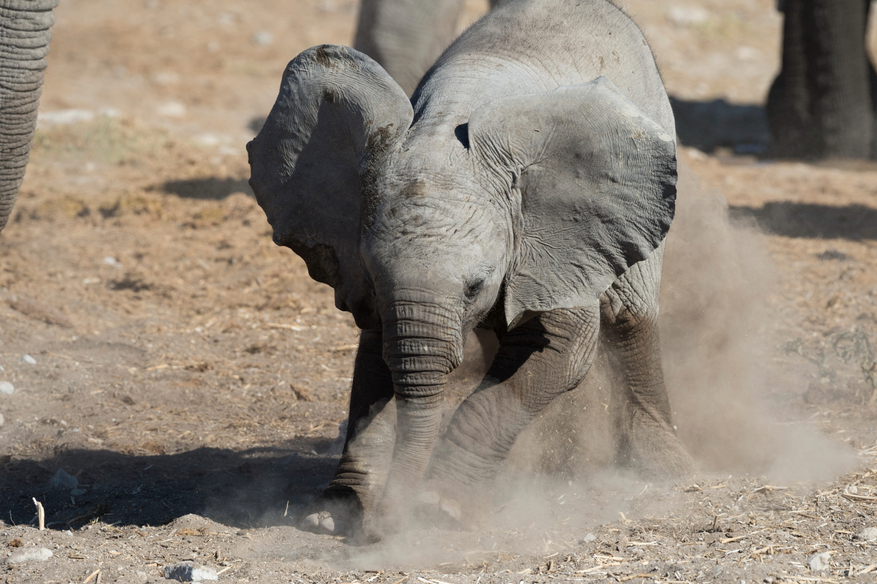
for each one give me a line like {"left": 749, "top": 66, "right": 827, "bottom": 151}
{"left": 464, "top": 278, "right": 484, "bottom": 300}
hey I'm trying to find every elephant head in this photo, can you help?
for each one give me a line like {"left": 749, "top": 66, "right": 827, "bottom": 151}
{"left": 248, "top": 45, "right": 676, "bottom": 533}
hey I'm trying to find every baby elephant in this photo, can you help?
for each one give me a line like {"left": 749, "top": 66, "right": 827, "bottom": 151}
{"left": 248, "top": 0, "right": 692, "bottom": 539}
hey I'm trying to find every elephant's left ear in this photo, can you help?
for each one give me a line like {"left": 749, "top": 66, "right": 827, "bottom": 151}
{"left": 468, "top": 77, "right": 677, "bottom": 329}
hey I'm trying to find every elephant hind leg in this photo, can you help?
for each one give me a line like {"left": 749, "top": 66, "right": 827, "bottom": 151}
{"left": 417, "top": 305, "right": 602, "bottom": 529}
{"left": 600, "top": 243, "right": 692, "bottom": 479}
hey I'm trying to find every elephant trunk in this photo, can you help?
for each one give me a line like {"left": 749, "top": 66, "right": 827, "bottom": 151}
{"left": 375, "top": 298, "right": 463, "bottom": 532}
{"left": 0, "top": 0, "right": 59, "bottom": 234}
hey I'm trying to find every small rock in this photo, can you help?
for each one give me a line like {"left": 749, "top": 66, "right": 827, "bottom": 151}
{"left": 20, "top": 355, "right": 36, "bottom": 365}
{"left": 163, "top": 561, "right": 218, "bottom": 581}
{"left": 807, "top": 552, "right": 831, "bottom": 572}
{"left": 37, "top": 109, "right": 95, "bottom": 127}
{"left": 666, "top": 5, "right": 709, "bottom": 26}
{"left": 48, "top": 468, "right": 79, "bottom": 490}
{"left": 156, "top": 101, "right": 187, "bottom": 118}
{"left": 0, "top": 412, "right": 4, "bottom": 427}
{"left": 251, "top": 31, "right": 273, "bottom": 46}
{"left": 6, "top": 547, "right": 53, "bottom": 564}
{"left": 0, "top": 381, "right": 13, "bottom": 395}
{"left": 857, "top": 527, "right": 877, "bottom": 541}
{"left": 582, "top": 533, "right": 597, "bottom": 543}
{"left": 102, "top": 256, "right": 120, "bottom": 266}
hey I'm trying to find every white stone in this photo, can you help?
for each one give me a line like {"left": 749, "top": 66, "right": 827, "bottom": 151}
{"left": 6, "top": 548, "right": 53, "bottom": 564}
{"left": 666, "top": 5, "right": 710, "bottom": 27}
{"left": 251, "top": 31, "right": 274, "bottom": 46}
{"left": 163, "top": 562, "right": 218, "bottom": 581}
{"left": 20, "top": 355, "right": 36, "bottom": 365}
{"left": 48, "top": 468, "right": 78, "bottom": 490}
{"left": 156, "top": 101, "right": 187, "bottom": 118}
{"left": 37, "top": 109, "right": 94, "bottom": 127}
{"left": 857, "top": 527, "right": 877, "bottom": 541}
{"left": 0, "top": 381, "right": 13, "bottom": 395}
{"left": 807, "top": 552, "right": 831, "bottom": 572}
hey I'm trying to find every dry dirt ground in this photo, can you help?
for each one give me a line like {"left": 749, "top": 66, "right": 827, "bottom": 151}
{"left": 2, "top": 0, "right": 877, "bottom": 582}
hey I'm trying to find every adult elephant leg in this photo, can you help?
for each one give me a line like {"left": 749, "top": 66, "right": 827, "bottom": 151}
{"left": 417, "top": 306, "right": 601, "bottom": 529}
{"left": 353, "top": 0, "right": 464, "bottom": 96}
{"left": 600, "top": 244, "right": 692, "bottom": 478}
{"left": 809, "top": 0, "right": 872, "bottom": 158}
{"left": 299, "top": 330, "right": 396, "bottom": 536}
{"left": 767, "top": 0, "right": 818, "bottom": 157}
{"left": 768, "top": 0, "right": 873, "bottom": 159}
{"left": 0, "top": 0, "right": 58, "bottom": 234}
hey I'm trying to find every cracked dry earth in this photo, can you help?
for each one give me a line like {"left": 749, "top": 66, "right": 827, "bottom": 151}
{"left": 3, "top": 0, "right": 877, "bottom": 582}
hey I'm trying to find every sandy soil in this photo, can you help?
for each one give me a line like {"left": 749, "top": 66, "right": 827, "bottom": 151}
{"left": 2, "top": 0, "right": 877, "bottom": 582}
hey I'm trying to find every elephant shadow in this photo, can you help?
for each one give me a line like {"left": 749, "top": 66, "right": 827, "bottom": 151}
{"left": 670, "top": 96, "right": 771, "bottom": 155}
{"left": 730, "top": 202, "right": 877, "bottom": 241}
{"left": 0, "top": 438, "right": 339, "bottom": 530}
{"left": 155, "top": 177, "right": 254, "bottom": 200}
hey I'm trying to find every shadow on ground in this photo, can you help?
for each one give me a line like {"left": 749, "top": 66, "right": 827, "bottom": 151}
{"left": 671, "top": 96, "right": 770, "bottom": 155}
{"left": 0, "top": 439, "right": 338, "bottom": 530}
{"left": 155, "top": 177, "right": 253, "bottom": 200}
{"left": 730, "top": 202, "right": 877, "bottom": 241}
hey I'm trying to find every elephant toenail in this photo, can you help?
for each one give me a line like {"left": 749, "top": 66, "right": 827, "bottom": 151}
{"left": 320, "top": 516, "right": 335, "bottom": 533}
{"left": 301, "top": 513, "right": 320, "bottom": 529}
{"left": 440, "top": 499, "right": 461, "bottom": 521}
{"left": 417, "top": 491, "right": 441, "bottom": 505}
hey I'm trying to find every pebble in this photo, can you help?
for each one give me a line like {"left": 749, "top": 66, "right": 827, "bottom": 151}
{"left": 666, "top": 5, "right": 709, "bottom": 27}
{"left": 0, "top": 381, "right": 13, "bottom": 395}
{"left": 156, "top": 101, "right": 187, "bottom": 118}
{"left": 20, "top": 355, "right": 36, "bottom": 365}
{"left": 163, "top": 562, "right": 218, "bottom": 581}
{"left": 48, "top": 468, "right": 79, "bottom": 490}
{"left": 807, "top": 551, "right": 831, "bottom": 572}
{"left": 37, "top": 109, "right": 95, "bottom": 127}
{"left": 582, "top": 533, "right": 596, "bottom": 543}
{"left": 6, "top": 548, "right": 53, "bottom": 564}
{"left": 251, "top": 31, "right": 273, "bottom": 46}
{"left": 0, "top": 412, "right": 4, "bottom": 427}
{"left": 857, "top": 527, "right": 877, "bottom": 541}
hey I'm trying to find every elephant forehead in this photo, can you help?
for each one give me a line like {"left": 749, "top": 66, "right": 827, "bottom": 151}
{"left": 366, "top": 181, "right": 497, "bottom": 239}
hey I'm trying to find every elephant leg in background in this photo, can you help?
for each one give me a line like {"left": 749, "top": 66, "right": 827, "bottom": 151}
{"left": 416, "top": 306, "right": 602, "bottom": 529}
{"left": 0, "top": 0, "right": 59, "bottom": 234}
{"left": 600, "top": 244, "right": 692, "bottom": 478}
{"left": 767, "top": 0, "right": 875, "bottom": 159}
{"left": 299, "top": 330, "right": 396, "bottom": 536}
{"left": 353, "top": 0, "right": 465, "bottom": 96}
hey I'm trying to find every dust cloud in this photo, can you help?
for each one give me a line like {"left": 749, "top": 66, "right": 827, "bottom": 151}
{"left": 509, "top": 163, "right": 856, "bottom": 487}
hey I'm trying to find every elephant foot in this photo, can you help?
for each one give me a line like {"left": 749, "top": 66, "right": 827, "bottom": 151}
{"left": 300, "top": 510, "right": 338, "bottom": 535}
{"left": 618, "top": 421, "right": 693, "bottom": 480}
{"left": 414, "top": 480, "right": 491, "bottom": 531}
{"left": 297, "top": 489, "right": 366, "bottom": 537}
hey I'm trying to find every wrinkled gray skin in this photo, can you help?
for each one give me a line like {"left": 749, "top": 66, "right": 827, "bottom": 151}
{"left": 353, "top": 0, "right": 508, "bottom": 96}
{"left": 0, "top": 0, "right": 58, "bottom": 234}
{"left": 249, "top": 0, "right": 691, "bottom": 539}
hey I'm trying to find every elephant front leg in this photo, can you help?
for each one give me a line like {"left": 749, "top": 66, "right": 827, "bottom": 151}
{"left": 600, "top": 244, "right": 692, "bottom": 479}
{"left": 299, "top": 330, "right": 396, "bottom": 536}
{"left": 417, "top": 307, "right": 601, "bottom": 529}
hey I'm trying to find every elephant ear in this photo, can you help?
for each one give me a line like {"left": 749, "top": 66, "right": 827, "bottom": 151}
{"left": 468, "top": 77, "right": 677, "bottom": 329}
{"left": 248, "top": 45, "right": 413, "bottom": 327}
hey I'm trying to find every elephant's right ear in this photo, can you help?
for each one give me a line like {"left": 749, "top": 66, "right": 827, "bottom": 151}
{"left": 248, "top": 45, "right": 413, "bottom": 327}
